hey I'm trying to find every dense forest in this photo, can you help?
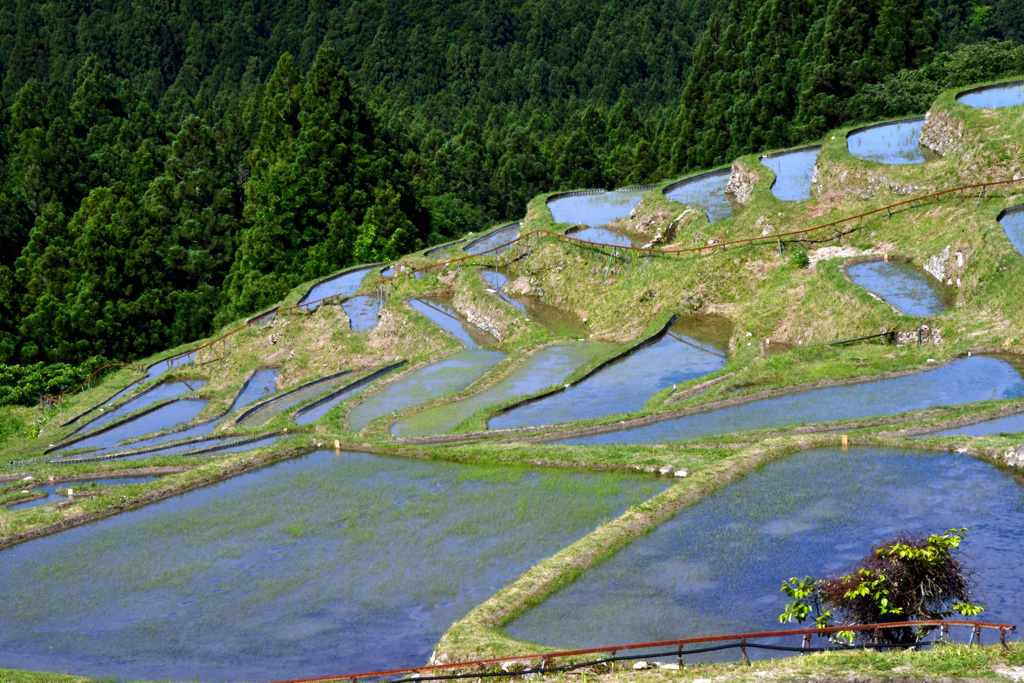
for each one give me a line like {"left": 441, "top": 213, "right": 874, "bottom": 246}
{"left": 0, "top": 0, "right": 1022, "bottom": 385}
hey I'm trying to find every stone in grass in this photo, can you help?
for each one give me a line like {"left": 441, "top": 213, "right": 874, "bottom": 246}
{"left": 633, "top": 661, "right": 652, "bottom": 670}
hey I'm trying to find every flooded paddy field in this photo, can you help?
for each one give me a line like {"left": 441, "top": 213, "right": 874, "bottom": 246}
{"left": 564, "top": 225, "right": 633, "bottom": 247}
{"left": 999, "top": 206, "right": 1024, "bottom": 256}
{"left": 392, "top": 343, "right": 611, "bottom": 438}
{"left": 506, "top": 447, "right": 1024, "bottom": 654}
{"left": 342, "top": 295, "right": 383, "bottom": 332}
{"left": 957, "top": 82, "right": 1024, "bottom": 109}
{"left": 237, "top": 372, "right": 355, "bottom": 427}
{"left": 52, "top": 398, "right": 210, "bottom": 457}
{"left": 547, "top": 189, "right": 646, "bottom": 227}
{"left": 479, "top": 270, "right": 589, "bottom": 337}
{"left": 70, "top": 379, "right": 207, "bottom": 437}
{"left": 559, "top": 356, "right": 1024, "bottom": 445}
{"left": 492, "top": 317, "right": 729, "bottom": 430}
{"left": 760, "top": 147, "right": 820, "bottom": 201}
{"left": 846, "top": 260, "right": 950, "bottom": 316}
{"left": 663, "top": 170, "right": 737, "bottom": 223}
{"left": 298, "top": 266, "right": 377, "bottom": 311}
{"left": 465, "top": 223, "right": 521, "bottom": 255}
{"left": 847, "top": 119, "right": 939, "bottom": 165}
{"left": 0, "top": 450, "right": 665, "bottom": 682}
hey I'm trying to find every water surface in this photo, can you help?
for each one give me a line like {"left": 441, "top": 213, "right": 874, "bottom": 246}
{"left": 74, "top": 380, "right": 206, "bottom": 436}
{"left": 492, "top": 320, "right": 728, "bottom": 430}
{"left": 237, "top": 374, "right": 354, "bottom": 427}
{"left": 295, "top": 366, "right": 404, "bottom": 426}
{"left": 920, "top": 412, "right": 1024, "bottom": 438}
{"left": 347, "top": 349, "right": 504, "bottom": 431}
{"left": 0, "top": 450, "right": 665, "bottom": 682}
{"left": 559, "top": 356, "right": 1024, "bottom": 445}
{"left": 506, "top": 447, "right": 1024, "bottom": 653}
{"left": 999, "top": 209, "right": 1024, "bottom": 256}
{"left": 299, "top": 266, "right": 375, "bottom": 311}
{"left": 478, "top": 270, "right": 590, "bottom": 337}
{"left": 847, "top": 121, "right": 938, "bottom": 165}
{"left": 230, "top": 369, "right": 279, "bottom": 412}
{"left": 53, "top": 399, "right": 209, "bottom": 455}
{"left": 465, "top": 224, "right": 521, "bottom": 255}
{"left": 760, "top": 148, "right": 819, "bottom": 201}
{"left": 342, "top": 295, "right": 383, "bottom": 332}
{"left": 663, "top": 171, "right": 737, "bottom": 223}
{"left": 958, "top": 83, "right": 1024, "bottom": 109}
{"left": 392, "top": 343, "right": 612, "bottom": 438}
{"left": 565, "top": 226, "right": 632, "bottom": 248}
{"left": 408, "top": 298, "right": 496, "bottom": 348}
{"left": 847, "top": 260, "right": 948, "bottom": 316}
{"left": 548, "top": 190, "right": 645, "bottom": 227}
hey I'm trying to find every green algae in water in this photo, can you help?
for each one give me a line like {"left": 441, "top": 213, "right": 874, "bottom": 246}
{"left": 505, "top": 447, "right": 1024, "bottom": 655}
{"left": 392, "top": 343, "right": 612, "bottom": 438}
{"left": 0, "top": 451, "right": 666, "bottom": 682}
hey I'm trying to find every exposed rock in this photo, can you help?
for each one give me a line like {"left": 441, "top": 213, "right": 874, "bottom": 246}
{"left": 725, "top": 161, "right": 758, "bottom": 204}
{"left": 1002, "top": 446, "right": 1024, "bottom": 469}
{"left": 633, "top": 661, "right": 652, "bottom": 670}
{"left": 920, "top": 109, "right": 964, "bottom": 156}
{"left": 674, "top": 469, "right": 690, "bottom": 478}
{"left": 924, "top": 245, "right": 951, "bottom": 282}
{"left": 506, "top": 276, "right": 532, "bottom": 296}
{"left": 895, "top": 327, "right": 942, "bottom": 346}
{"left": 808, "top": 246, "right": 878, "bottom": 270}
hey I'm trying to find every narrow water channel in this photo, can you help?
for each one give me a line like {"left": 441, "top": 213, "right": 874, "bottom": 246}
{"left": 342, "top": 295, "right": 383, "bottom": 331}
{"left": 506, "top": 447, "right": 1024, "bottom": 655}
{"left": 6, "top": 476, "right": 159, "bottom": 510}
{"left": 0, "top": 450, "right": 666, "bottom": 682}
{"left": 558, "top": 356, "right": 1024, "bottom": 445}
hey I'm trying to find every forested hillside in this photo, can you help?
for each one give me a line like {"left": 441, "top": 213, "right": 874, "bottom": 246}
{"left": 0, "top": 0, "right": 1021, "bottom": 375}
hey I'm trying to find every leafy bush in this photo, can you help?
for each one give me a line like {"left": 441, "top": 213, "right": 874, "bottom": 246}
{"left": 780, "top": 528, "right": 983, "bottom": 644}
{"left": 0, "top": 362, "right": 93, "bottom": 407}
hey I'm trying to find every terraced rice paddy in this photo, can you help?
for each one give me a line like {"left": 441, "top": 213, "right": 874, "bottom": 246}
{"left": 559, "top": 356, "right": 1024, "bottom": 445}
{"left": 957, "top": 82, "right": 1024, "bottom": 109}
{"left": 760, "top": 147, "right": 819, "bottom": 201}
{"left": 491, "top": 319, "right": 728, "bottom": 430}
{"left": 506, "top": 447, "right": 1024, "bottom": 653}
{"left": 846, "top": 260, "right": 949, "bottom": 316}
{"left": 663, "top": 170, "right": 737, "bottom": 223}
{"left": 547, "top": 189, "right": 646, "bottom": 227}
{"left": 999, "top": 207, "right": 1024, "bottom": 256}
{"left": 847, "top": 120, "right": 938, "bottom": 165}
{"left": 392, "top": 343, "right": 612, "bottom": 437}
{"left": 0, "top": 450, "right": 666, "bottom": 682}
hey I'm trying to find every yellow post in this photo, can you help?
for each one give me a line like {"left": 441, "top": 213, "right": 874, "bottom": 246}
{"left": 883, "top": 252, "right": 888, "bottom": 263}
{"left": 841, "top": 434, "right": 849, "bottom": 451}
{"left": 334, "top": 439, "right": 341, "bottom": 455}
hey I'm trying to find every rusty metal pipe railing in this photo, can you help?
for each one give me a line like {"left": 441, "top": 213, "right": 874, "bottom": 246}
{"left": 44, "top": 176, "right": 1024, "bottom": 407}
{"left": 265, "top": 619, "right": 1015, "bottom": 683}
